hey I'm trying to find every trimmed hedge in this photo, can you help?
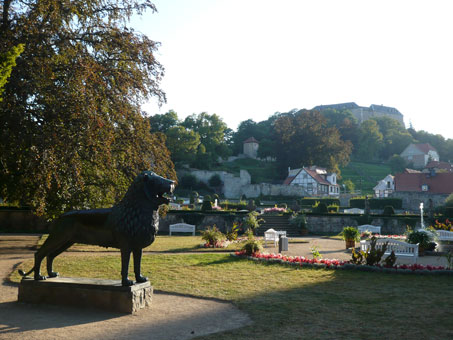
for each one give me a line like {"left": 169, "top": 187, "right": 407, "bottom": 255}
{"left": 299, "top": 198, "right": 340, "bottom": 206}
{"left": 350, "top": 198, "right": 402, "bottom": 210}
{"left": 445, "top": 207, "right": 453, "bottom": 218}
{"left": 220, "top": 202, "right": 247, "bottom": 211}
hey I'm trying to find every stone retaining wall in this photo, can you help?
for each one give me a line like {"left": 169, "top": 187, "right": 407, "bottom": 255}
{"left": 160, "top": 212, "right": 421, "bottom": 235}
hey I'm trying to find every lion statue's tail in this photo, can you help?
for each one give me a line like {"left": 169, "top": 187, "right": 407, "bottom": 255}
{"left": 18, "top": 268, "right": 34, "bottom": 277}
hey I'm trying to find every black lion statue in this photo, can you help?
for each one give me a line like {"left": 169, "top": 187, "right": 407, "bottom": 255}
{"left": 19, "top": 171, "right": 175, "bottom": 286}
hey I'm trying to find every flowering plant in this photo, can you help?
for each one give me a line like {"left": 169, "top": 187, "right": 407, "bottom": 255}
{"left": 433, "top": 219, "right": 453, "bottom": 231}
{"left": 232, "top": 251, "right": 450, "bottom": 273}
{"left": 263, "top": 206, "right": 287, "bottom": 214}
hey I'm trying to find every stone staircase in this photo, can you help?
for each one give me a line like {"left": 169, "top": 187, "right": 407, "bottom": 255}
{"left": 256, "top": 215, "right": 300, "bottom": 237}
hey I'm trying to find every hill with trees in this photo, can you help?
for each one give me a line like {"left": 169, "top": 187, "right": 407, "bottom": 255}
{"left": 153, "top": 106, "right": 453, "bottom": 195}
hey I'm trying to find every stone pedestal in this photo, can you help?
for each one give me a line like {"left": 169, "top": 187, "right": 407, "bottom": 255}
{"left": 18, "top": 277, "right": 153, "bottom": 313}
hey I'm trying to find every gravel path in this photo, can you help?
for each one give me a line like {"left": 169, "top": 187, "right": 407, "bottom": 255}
{"left": 0, "top": 234, "right": 251, "bottom": 340}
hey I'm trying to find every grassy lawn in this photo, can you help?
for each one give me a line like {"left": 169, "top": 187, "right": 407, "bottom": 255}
{"left": 36, "top": 235, "right": 308, "bottom": 253}
{"left": 340, "top": 161, "right": 391, "bottom": 194}
{"left": 12, "top": 252, "right": 453, "bottom": 339}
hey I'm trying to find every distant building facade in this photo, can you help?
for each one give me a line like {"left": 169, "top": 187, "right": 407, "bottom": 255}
{"left": 400, "top": 143, "right": 439, "bottom": 169}
{"left": 283, "top": 166, "right": 339, "bottom": 196}
{"left": 313, "top": 102, "right": 404, "bottom": 125}
{"left": 373, "top": 174, "right": 394, "bottom": 198}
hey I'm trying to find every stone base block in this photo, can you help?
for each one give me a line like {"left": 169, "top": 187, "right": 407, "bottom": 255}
{"left": 18, "top": 277, "right": 152, "bottom": 313}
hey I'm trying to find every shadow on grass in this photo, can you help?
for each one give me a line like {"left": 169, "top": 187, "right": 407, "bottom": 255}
{"left": 195, "top": 263, "right": 453, "bottom": 340}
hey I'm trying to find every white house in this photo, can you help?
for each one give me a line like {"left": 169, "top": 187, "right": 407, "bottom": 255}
{"left": 373, "top": 174, "right": 394, "bottom": 198}
{"left": 400, "top": 143, "right": 439, "bottom": 169}
{"left": 283, "top": 166, "right": 339, "bottom": 196}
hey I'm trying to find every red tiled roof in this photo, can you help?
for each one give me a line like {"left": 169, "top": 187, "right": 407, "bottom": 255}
{"left": 394, "top": 173, "right": 453, "bottom": 194}
{"left": 283, "top": 176, "right": 296, "bottom": 185}
{"left": 304, "top": 168, "right": 332, "bottom": 186}
{"left": 415, "top": 143, "right": 437, "bottom": 153}
{"left": 404, "top": 168, "right": 421, "bottom": 174}
{"left": 243, "top": 137, "right": 259, "bottom": 144}
{"left": 425, "top": 161, "right": 453, "bottom": 171}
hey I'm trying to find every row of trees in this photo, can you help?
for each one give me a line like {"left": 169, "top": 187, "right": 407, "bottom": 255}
{"left": 155, "top": 107, "right": 453, "bottom": 179}
{"left": 0, "top": 0, "right": 176, "bottom": 219}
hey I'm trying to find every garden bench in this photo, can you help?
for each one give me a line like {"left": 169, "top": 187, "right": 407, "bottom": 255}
{"left": 360, "top": 238, "right": 418, "bottom": 264}
{"left": 437, "top": 230, "right": 453, "bottom": 241}
{"left": 169, "top": 223, "right": 196, "bottom": 236}
{"left": 264, "top": 229, "right": 287, "bottom": 247}
{"left": 357, "top": 224, "right": 381, "bottom": 234}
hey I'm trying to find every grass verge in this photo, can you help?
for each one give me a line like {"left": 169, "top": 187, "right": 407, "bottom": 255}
{"left": 36, "top": 235, "right": 308, "bottom": 253}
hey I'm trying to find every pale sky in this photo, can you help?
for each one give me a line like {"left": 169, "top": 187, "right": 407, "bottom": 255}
{"left": 133, "top": 0, "right": 453, "bottom": 139}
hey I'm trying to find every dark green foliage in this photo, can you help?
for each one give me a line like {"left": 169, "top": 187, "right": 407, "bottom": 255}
{"left": 225, "top": 223, "right": 240, "bottom": 241}
{"left": 241, "top": 231, "right": 263, "bottom": 255}
{"left": 351, "top": 237, "right": 388, "bottom": 266}
{"left": 340, "top": 227, "right": 360, "bottom": 241}
{"left": 1, "top": 0, "right": 176, "bottom": 219}
{"left": 208, "top": 174, "right": 222, "bottom": 187}
{"left": 243, "top": 211, "right": 263, "bottom": 234}
{"left": 383, "top": 251, "right": 397, "bottom": 268}
{"left": 299, "top": 198, "right": 340, "bottom": 206}
{"left": 273, "top": 110, "right": 352, "bottom": 177}
{"left": 407, "top": 230, "right": 435, "bottom": 249}
{"left": 327, "top": 205, "right": 339, "bottom": 213}
{"left": 220, "top": 201, "right": 247, "bottom": 211}
{"left": 180, "top": 174, "right": 199, "bottom": 189}
{"left": 201, "top": 197, "right": 212, "bottom": 211}
{"left": 350, "top": 198, "right": 402, "bottom": 210}
{"left": 445, "top": 207, "right": 453, "bottom": 218}
{"left": 289, "top": 213, "right": 307, "bottom": 231}
{"left": 383, "top": 205, "right": 395, "bottom": 216}
{"left": 179, "top": 212, "right": 205, "bottom": 226}
{"left": 314, "top": 202, "right": 328, "bottom": 214}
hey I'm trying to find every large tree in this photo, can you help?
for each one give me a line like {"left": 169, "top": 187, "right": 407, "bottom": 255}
{"left": 182, "top": 112, "right": 232, "bottom": 167}
{"left": 0, "top": 0, "right": 175, "bottom": 218}
{"left": 273, "top": 110, "right": 352, "bottom": 177}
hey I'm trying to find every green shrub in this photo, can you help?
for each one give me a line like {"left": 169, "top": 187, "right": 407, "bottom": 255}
{"left": 243, "top": 211, "right": 264, "bottom": 234}
{"left": 201, "top": 200, "right": 212, "bottom": 211}
{"left": 300, "top": 198, "right": 340, "bottom": 206}
{"left": 407, "top": 230, "right": 435, "bottom": 249}
{"left": 241, "top": 231, "right": 263, "bottom": 255}
{"left": 208, "top": 174, "right": 222, "bottom": 187}
{"left": 383, "top": 205, "right": 395, "bottom": 216}
{"left": 225, "top": 223, "right": 240, "bottom": 241}
{"left": 314, "top": 202, "right": 328, "bottom": 214}
{"left": 350, "top": 198, "right": 402, "bottom": 210}
{"left": 289, "top": 213, "right": 307, "bottom": 232}
{"left": 327, "top": 204, "right": 339, "bottom": 213}
{"left": 351, "top": 236, "right": 389, "bottom": 266}
{"left": 445, "top": 207, "right": 453, "bottom": 218}
{"left": 180, "top": 174, "right": 198, "bottom": 189}
{"left": 278, "top": 203, "right": 288, "bottom": 209}
{"left": 340, "top": 226, "right": 360, "bottom": 241}
{"left": 201, "top": 226, "right": 225, "bottom": 246}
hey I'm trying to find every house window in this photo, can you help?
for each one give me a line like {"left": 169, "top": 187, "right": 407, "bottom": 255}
{"left": 422, "top": 184, "right": 429, "bottom": 191}
{"left": 387, "top": 181, "right": 391, "bottom": 189}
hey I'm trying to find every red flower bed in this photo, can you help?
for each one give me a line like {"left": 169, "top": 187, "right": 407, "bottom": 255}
{"left": 233, "top": 251, "right": 450, "bottom": 273}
